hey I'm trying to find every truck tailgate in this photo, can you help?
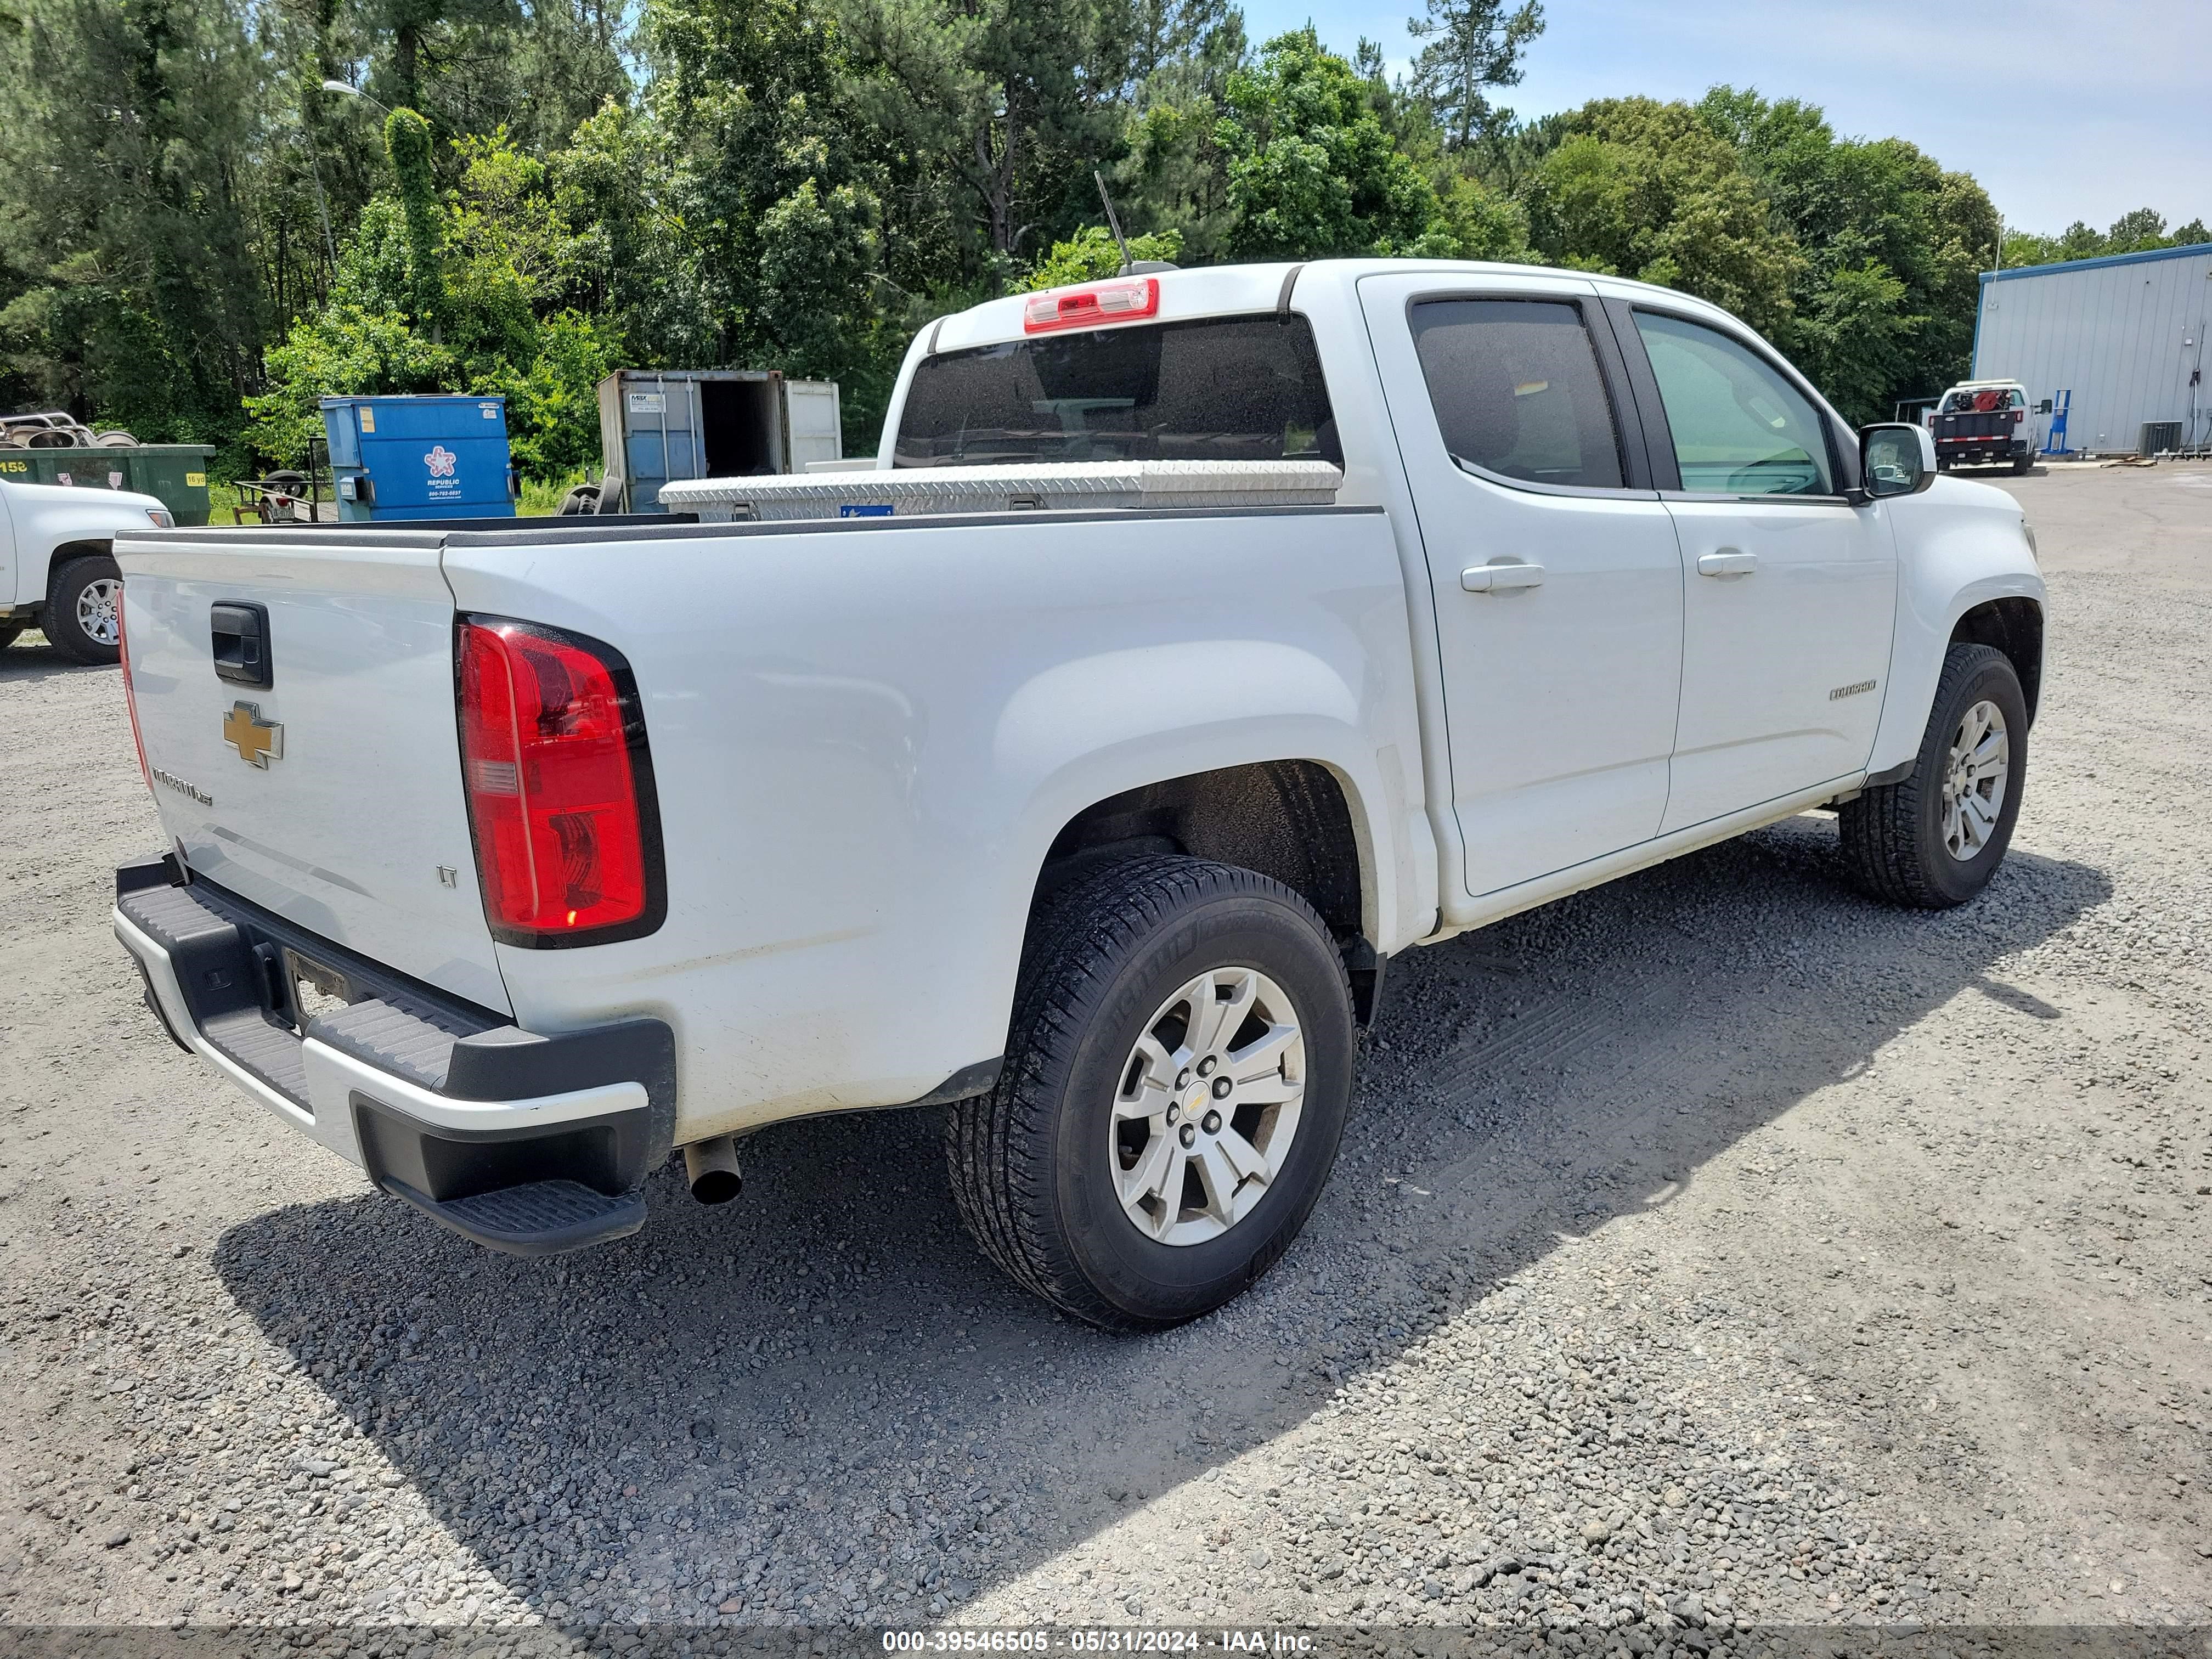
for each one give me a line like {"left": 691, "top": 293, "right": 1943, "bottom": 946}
{"left": 116, "top": 531, "right": 510, "bottom": 1014}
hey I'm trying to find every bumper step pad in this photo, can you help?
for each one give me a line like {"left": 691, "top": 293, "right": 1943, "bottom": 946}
{"left": 416, "top": 1179, "right": 647, "bottom": 1255}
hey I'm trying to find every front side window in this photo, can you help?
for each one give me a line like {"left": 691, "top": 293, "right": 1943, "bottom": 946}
{"left": 1409, "top": 298, "right": 1626, "bottom": 489}
{"left": 1634, "top": 312, "right": 1835, "bottom": 496}
{"left": 893, "top": 315, "right": 1336, "bottom": 468}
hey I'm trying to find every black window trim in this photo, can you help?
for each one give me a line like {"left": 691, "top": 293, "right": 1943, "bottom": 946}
{"left": 1398, "top": 287, "right": 1660, "bottom": 500}
{"left": 1611, "top": 298, "right": 1861, "bottom": 507}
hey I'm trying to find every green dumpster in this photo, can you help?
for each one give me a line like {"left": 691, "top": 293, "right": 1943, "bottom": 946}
{"left": 0, "top": 444, "right": 217, "bottom": 525}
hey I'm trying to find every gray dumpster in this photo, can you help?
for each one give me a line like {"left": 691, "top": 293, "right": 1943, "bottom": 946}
{"left": 595, "top": 370, "right": 842, "bottom": 514}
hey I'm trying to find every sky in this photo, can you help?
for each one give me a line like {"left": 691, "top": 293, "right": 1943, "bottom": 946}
{"left": 1239, "top": 0, "right": 2212, "bottom": 238}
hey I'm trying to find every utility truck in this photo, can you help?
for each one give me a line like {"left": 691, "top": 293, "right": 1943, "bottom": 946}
{"left": 107, "top": 261, "right": 2045, "bottom": 1329}
{"left": 1932, "top": 379, "right": 2034, "bottom": 473}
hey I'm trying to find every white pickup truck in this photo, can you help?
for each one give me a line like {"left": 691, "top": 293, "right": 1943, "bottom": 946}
{"left": 1, "top": 472, "right": 176, "bottom": 662}
{"left": 108, "top": 260, "right": 2045, "bottom": 1329}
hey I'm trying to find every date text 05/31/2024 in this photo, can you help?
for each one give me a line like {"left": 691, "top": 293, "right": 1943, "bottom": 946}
{"left": 882, "top": 1633, "right": 1318, "bottom": 1654}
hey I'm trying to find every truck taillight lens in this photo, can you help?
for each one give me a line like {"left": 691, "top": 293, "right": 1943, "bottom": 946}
{"left": 456, "top": 617, "right": 665, "bottom": 947}
{"left": 1022, "top": 275, "right": 1159, "bottom": 332}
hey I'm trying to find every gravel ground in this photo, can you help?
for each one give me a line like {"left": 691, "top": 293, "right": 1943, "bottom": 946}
{"left": 1, "top": 463, "right": 2208, "bottom": 1646}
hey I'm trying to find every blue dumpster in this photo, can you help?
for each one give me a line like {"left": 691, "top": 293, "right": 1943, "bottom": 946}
{"left": 321, "top": 394, "right": 516, "bottom": 521}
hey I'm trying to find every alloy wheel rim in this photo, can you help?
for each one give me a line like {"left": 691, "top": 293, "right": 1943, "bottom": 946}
{"left": 77, "top": 577, "right": 122, "bottom": 647}
{"left": 1940, "top": 698, "right": 2009, "bottom": 862}
{"left": 1109, "top": 966, "right": 1306, "bottom": 1247}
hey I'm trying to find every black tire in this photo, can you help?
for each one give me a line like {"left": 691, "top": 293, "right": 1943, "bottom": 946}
{"left": 44, "top": 551, "right": 123, "bottom": 665}
{"left": 0, "top": 623, "right": 23, "bottom": 651}
{"left": 946, "top": 855, "right": 1355, "bottom": 1331}
{"left": 1840, "top": 643, "right": 2027, "bottom": 908}
{"left": 2011, "top": 455, "right": 2032, "bottom": 475}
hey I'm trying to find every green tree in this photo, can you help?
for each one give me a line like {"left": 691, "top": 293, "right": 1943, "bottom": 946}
{"left": 644, "top": 0, "right": 883, "bottom": 391}
{"left": 246, "top": 127, "right": 622, "bottom": 473}
{"left": 386, "top": 109, "right": 447, "bottom": 325}
{"left": 1524, "top": 97, "right": 1798, "bottom": 338}
{"left": 1697, "top": 86, "right": 1996, "bottom": 420}
{"left": 1406, "top": 0, "right": 1543, "bottom": 151}
{"left": 1022, "top": 225, "right": 1184, "bottom": 289}
{"left": 835, "top": 0, "right": 1154, "bottom": 274}
{"left": 0, "top": 0, "right": 273, "bottom": 448}
{"left": 2103, "top": 207, "right": 2168, "bottom": 253}
{"left": 1215, "top": 28, "right": 1459, "bottom": 260}
{"left": 1107, "top": 0, "right": 1246, "bottom": 262}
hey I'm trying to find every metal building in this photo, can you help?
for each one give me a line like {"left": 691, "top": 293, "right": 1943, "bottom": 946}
{"left": 1971, "top": 240, "right": 2212, "bottom": 456}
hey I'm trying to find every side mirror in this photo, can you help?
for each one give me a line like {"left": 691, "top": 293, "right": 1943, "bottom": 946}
{"left": 1860, "top": 422, "right": 1936, "bottom": 499}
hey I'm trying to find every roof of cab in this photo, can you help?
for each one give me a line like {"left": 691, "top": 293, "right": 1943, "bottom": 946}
{"left": 926, "top": 257, "right": 1743, "bottom": 355}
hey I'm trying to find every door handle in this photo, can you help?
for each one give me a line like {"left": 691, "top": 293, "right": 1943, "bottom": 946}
{"left": 1462, "top": 562, "right": 1545, "bottom": 593}
{"left": 1697, "top": 551, "right": 1758, "bottom": 577}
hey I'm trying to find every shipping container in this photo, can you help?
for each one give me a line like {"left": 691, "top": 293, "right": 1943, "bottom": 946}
{"left": 595, "top": 370, "right": 842, "bottom": 514}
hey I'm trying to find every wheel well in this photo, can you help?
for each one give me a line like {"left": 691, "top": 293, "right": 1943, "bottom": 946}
{"left": 1951, "top": 598, "right": 2042, "bottom": 726}
{"left": 1038, "top": 760, "right": 1378, "bottom": 1015}
{"left": 43, "top": 539, "right": 114, "bottom": 601}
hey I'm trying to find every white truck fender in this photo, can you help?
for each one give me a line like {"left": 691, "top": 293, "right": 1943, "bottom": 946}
{"left": 2, "top": 476, "right": 167, "bottom": 608}
{"left": 1865, "top": 479, "right": 2046, "bottom": 780}
{"left": 989, "top": 637, "right": 1430, "bottom": 956}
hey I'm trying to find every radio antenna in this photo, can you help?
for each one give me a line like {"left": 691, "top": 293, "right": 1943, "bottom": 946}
{"left": 1094, "top": 170, "right": 1135, "bottom": 274}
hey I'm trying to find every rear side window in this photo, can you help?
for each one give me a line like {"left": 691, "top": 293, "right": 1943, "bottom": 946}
{"left": 1409, "top": 298, "right": 1626, "bottom": 489}
{"left": 893, "top": 315, "right": 1336, "bottom": 468}
{"left": 1634, "top": 311, "right": 1835, "bottom": 495}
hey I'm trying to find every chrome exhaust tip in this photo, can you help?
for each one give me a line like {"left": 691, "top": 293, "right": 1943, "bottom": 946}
{"left": 683, "top": 1136, "right": 743, "bottom": 1205}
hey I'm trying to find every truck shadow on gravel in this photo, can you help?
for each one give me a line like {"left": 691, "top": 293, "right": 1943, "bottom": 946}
{"left": 211, "top": 816, "right": 2107, "bottom": 1624}
{"left": 0, "top": 638, "right": 99, "bottom": 684}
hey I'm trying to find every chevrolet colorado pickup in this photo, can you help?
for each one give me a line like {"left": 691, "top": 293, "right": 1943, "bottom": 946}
{"left": 108, "top": 259, "right": 2046, "bottom": 1329}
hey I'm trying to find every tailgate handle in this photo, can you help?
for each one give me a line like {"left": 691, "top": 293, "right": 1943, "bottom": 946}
{"left": 211, "top": 602, "right": 273, "bottom": 688}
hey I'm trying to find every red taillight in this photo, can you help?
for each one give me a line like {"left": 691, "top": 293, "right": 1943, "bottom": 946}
{"left": 1022, "top": 275, "right": 1160, "bottom": 333}
{"left": 118, "top": 592, "right": 153, "bottom": 795}
{"left": 456, "top": 617, "right": 663, "bottom": 946}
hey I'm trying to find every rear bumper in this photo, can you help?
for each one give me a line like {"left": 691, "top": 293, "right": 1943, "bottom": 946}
{"left": 112, "top": 856, "right": 676, "bottom": 1255}
{"left": 1936, "top": 436, "right": 2028, "bottom": 460}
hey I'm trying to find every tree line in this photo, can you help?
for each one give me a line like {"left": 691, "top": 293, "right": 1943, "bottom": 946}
{"left": 0, "top": 0, "right": 2202, "bottom": 475}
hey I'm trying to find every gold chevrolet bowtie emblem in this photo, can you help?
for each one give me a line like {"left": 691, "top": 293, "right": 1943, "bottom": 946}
{"left": 222, "top": 701, "right": 283, "bottom": 769}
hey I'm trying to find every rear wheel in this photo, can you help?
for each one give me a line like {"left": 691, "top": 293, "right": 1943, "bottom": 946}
{"left": 1839, "top": 643, "right": 2027, "bottom": 908}
{"left": 946, "top": 855, "right": 1355, "bottom": 1330}
{"left": 2011, "top": 455, "right": 2033, "bottom": 475}
{"left": 0, "top": 623, "right": 23, "bottom": 651}
{"left": 44, "top": 552, "right": 123, "bottom": 665}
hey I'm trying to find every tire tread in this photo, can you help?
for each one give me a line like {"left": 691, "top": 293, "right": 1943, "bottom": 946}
{"left": 945, "top": 855, "right": 1346, "bottom": 1330}
{"left": 1839, "top": 642, "right": 2016, "bottom": 909}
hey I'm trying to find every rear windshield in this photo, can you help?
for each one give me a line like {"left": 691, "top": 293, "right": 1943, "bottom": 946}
{"left": 893, "top": 314, "right": 1338, "bottom": 468}
{"left": 1942, "top": 387, "right": 2024, "bottom": 413}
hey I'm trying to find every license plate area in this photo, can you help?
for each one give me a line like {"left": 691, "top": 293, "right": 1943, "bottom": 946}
{"left": 280, "top": 946, "right": 354, "bottom": 1033}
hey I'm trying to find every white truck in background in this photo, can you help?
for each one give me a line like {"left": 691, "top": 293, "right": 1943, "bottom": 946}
{"left": 0, "top": 473, "right": 175, "bottom": 662}
{"left": 1931, "top": 379, "right": 2034, "bottom": 473}
{"left": 106, "top": 259, "right": 2045, "bottom": 1330}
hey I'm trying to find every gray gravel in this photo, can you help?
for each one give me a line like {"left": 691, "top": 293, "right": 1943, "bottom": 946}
{"left": 2, "top": 462, "right": 2208, "bottom": 1639}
